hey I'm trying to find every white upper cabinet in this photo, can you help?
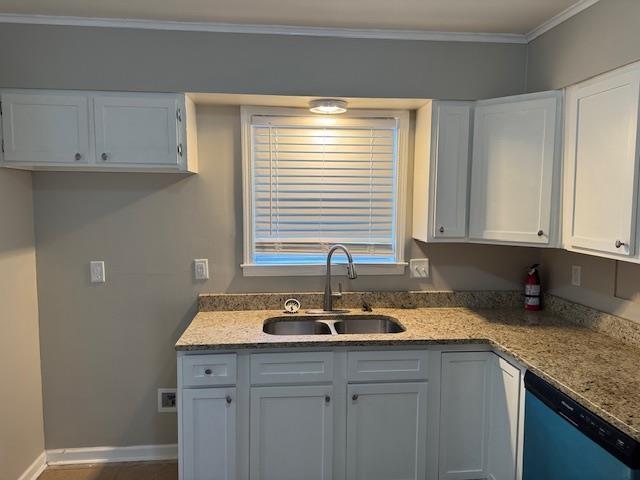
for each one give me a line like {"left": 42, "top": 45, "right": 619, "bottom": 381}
{"left": 0, "top": 90, "right": 198, "bottom": 173}
{"left": 94, "top": 94, "right": 181, "bottom": 168}
{"left": 413, "top": 101, "right": 472, "bottom": 242}
{"left": 469, "top": 91, "right": 562, "bottom": 246}
{"left": 0, "top": 92, "right": 91, "bottom": 165}
{"left": 563, "top": 63, "right": 640, "bottom": 258}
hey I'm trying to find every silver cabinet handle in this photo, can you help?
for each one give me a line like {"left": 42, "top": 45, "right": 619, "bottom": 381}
{"left": 537, "top": 230, "right": 544, "bottom": 237}
{"left": 615, "top": 240, "right": 626, "bottom": 249}
{"left": 439, "top": 226, "right": 445, "bottom": 233}
{"left": 352, "top": 394, "right": 359, "bottom": 401}
{"left": 74, "top": 153, "right": 82, "bottom": 161}
{"left": 101, "top": 152, "right": 109, "bottom": 161}
{"left": 226, "top": 395, "right": 232, "bottom": 404}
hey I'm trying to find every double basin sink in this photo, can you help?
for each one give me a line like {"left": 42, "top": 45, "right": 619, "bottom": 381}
{"left": 263, "top": 314, "right": 405, "bottom": 335}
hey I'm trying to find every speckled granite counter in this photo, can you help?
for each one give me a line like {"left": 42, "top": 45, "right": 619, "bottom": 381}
{"left": 176, "top": 306, "right": 640, "bottom": 442}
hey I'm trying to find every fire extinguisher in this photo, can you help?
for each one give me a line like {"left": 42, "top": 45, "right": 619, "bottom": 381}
{"left": 524, "top": 264, "right": 542, "bottom": 311}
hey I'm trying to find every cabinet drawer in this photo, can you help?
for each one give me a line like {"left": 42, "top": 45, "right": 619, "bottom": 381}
{"left": 347, "top": 350, "right": 429, "bottom": 382}
{"left": 251, "top": 352, "right": 334, "bottom": 385}
{"left": 182, "top": 354, "right": 237, "bottom": 387}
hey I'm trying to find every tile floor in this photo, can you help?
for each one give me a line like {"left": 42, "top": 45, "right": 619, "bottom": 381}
{"left": 37, "top": 461, "right": 177, "bottom": 480}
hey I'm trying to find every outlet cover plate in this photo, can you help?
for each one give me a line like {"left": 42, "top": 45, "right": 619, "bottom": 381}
{"left": 90, "top": 261, "right": 106, "bottom": 283}
{"left": 409, "top": 258, "right": 430, "bottom": 278}
{"left": 194, "top": 259, "right": 209, "bottom": 280}
{"left": 571, "top": 265, "right": 582, "bottom": 287}
{"left": 158, "top": 388, "right": 177, "bottom": 413}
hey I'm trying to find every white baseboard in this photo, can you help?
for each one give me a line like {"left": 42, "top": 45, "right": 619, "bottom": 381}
{"left": 46, "top": 443, "right": 178, "bottom": 465}
{"left": 17, "top": 452, "right": 47, "bottom": 480}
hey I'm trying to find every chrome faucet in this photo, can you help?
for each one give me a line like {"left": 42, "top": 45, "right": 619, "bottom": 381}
{"left": 318, "top": 244, "right": 358, "bottom": 313}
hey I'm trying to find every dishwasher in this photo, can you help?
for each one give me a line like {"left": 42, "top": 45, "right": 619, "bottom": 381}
{"left": 523, "top": 371, "right": 640, "bottom": 480}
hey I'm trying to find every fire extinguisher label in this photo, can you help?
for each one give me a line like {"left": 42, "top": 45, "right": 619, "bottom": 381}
{"left": 525, "top": 284, "right": 541, "bottom": 296}
{"left": 525, "top": 296, "right": 540, "bottom": 307}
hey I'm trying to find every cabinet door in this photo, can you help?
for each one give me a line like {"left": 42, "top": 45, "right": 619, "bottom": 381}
{"left": 486, "top": 355, "right": 521, "bottom": 480}
{"left": 431, "top": 102, "right": 472, "bottom": 240}
{"left": 250, "top": 385, "right": 333, "bottom": 480}
{"left": 564, "top": 65, "right": 640, "bottom": 257}
{"left": 439, "top": 352, "right": 491, "bottom": 480}
{"left": 346, "top": 382, "right": 428, "bottom": 480}
{"left": 94, "top": 94, "right": 180, "bottom": 168}
{"left": 469, "top": 92, "right": 560, "bottom": 245}
{"left": 181, "top": 388, "right": 236, "bottom": 480}
{"left": 1, "top": 92, "right": 90, "bottom": 165}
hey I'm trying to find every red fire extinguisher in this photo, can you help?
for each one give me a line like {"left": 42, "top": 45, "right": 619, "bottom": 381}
{"left": 524, "top": 264, "right": 541, "bottom": 311}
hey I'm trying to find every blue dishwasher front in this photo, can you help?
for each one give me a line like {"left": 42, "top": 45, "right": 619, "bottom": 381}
{"left": 523, "top": 371, "right": 640, "bottom": 480}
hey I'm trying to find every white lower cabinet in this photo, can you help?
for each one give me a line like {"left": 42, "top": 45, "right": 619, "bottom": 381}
{"left": 439, "top": 351, "right": 521, "bottom": 480}
{"left": 178, "top": 349, "right": 522, "bottom": 480}
{"left": 347, "top": 382, "right": 428, "bottom": 480}
{"left": 181, "top": 387, "right": 236, "bottom": 480}
{"left": 250, "top": 385, "right": 333, "bottom": 480}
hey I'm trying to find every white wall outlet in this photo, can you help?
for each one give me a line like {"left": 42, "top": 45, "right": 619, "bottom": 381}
{"left": 194, "top": 259, "right": 209, "bottom": 280}
{"left": 409, "top": 258, "right": 430, "bottom": 278}
{"left": 571, "top": 265, "right": 582, "bottom": 287}
{"left": 90, "top": 261, "right": 106, "bottom": 283}
{"left": 158, "top": 388, "right": 177, "bottom": 413}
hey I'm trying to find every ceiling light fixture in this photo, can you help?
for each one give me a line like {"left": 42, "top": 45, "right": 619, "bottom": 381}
{"left": 309, "top": 99, "right": 348, "bottom": 114}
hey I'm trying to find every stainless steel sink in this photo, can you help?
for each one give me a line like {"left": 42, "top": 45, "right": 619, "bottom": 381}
{"left": 263, "top": 318, "right": 332, "bottom": 335}
{"left": 263, "top": 314, "right": 404, "bottom": 335}
{"left": 334, "top": 316, "right": 405, "bottom": 334}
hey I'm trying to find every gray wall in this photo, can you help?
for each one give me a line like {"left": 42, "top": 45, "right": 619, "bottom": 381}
{"left": 0, "top": 23, "right": 526, "bottom": 100}
{"left": 527, "top": 0, "right": 640, "bottom": 91}
{"left": 0, "top": 22, "right": 532, "bottom": 449}
{"left": 0, "top": 170, "right": 45, "bottom": 480}
{"left": 34, "top": 105, "right": 539, "bottom": 448}
{"left": 527, "top": 0, "right": 640, "bottom": 322}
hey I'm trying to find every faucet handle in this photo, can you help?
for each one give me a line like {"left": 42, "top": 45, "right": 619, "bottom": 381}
{"left": 332, "top": 282, "right": 343, "bottom": 299}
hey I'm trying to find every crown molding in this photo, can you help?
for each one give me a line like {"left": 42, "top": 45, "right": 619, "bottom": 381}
{"left": 526, "top": 0, "right": 601, "bottom": 42}
{"left": 0, "top": 0, "right": 601, "bottom": 45}
{"left": 0, "top": 13, "right": 528, "bottom": 43}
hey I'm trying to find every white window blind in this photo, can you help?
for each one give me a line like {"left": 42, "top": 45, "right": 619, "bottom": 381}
{"left": 249, "top": 114, "right": 400, "bottom": 265}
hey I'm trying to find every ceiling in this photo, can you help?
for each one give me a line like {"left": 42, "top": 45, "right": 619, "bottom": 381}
{"left": 0, "top": 0, "right": 585, "bottom": 35}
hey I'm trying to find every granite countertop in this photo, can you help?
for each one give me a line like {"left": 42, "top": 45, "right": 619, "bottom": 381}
{"left": 176, "top": 307, "right": 640, "bottom": 442}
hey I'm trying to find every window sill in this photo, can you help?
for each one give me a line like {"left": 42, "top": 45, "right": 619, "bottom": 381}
{"left": 241, "top": 262, "right": 407, "bottom": 277}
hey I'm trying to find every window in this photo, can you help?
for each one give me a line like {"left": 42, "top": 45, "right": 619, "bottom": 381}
{"left": 241, "top": 107, "right": 409, "bottom": 276}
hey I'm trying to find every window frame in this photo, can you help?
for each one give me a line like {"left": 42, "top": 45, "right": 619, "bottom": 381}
{"left": 240, "top": 106, "right": 409, "bottom": 276}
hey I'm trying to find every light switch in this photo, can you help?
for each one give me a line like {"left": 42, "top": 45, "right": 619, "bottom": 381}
{"left": 90, "top": 261, "right": 106, "bottom": 283}
{"left": 194, "top": 259, "right": 209, "bottom": 280}
{"left": 409, "top": 258, "right": 429, "bottom": 278}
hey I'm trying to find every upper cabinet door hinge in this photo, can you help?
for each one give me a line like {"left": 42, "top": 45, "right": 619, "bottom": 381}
{"left": 177, "top": 143, "right": 183, "bottom": 157}
{"left": 176, "top": 107, "right": 182, "bottom": 123}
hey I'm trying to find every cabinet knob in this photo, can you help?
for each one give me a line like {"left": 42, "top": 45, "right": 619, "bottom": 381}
{"left": 204, "top": 368, "right": 212, "bottom": 375}
{"left": 74, "top": 153, "right": 82, "bottom": 161}
{"left": 352, "top": 394, "right": 359, "bottom": 401}
{"left": 439, "top": 226, "right": 445, "bottom": 233}
{"left": 226, "top": 395, "right": 232, "bottom": 404}
{"left": 325, "top": 395, "right": 331, "bottom": 403}
{"left": 615, "top": 240, "right": 626, "bottom": 249}
{"left": 537, "top": 230, "right": 544, "bottom": 237}
{"left": 101, "top": 152, "right": 109, "bottom": 161}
